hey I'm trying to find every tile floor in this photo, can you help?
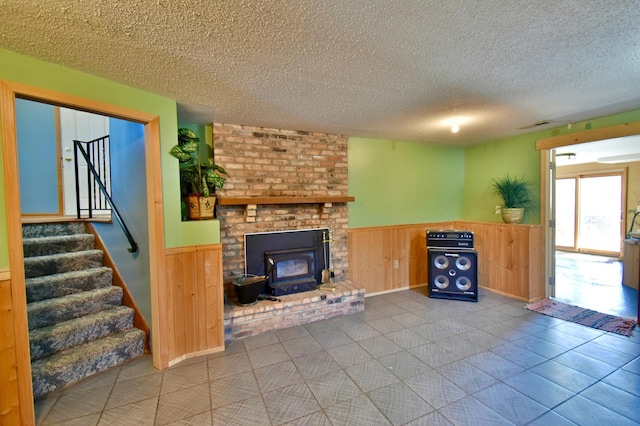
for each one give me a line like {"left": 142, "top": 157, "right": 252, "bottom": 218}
{"left": 555, "top": 251, "right": 638, "bottom": 320}
{"left": 34, "top": 287, "right": 640, "bottom": 425}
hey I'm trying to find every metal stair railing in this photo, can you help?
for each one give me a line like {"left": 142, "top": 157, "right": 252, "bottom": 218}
{"left": 73, "top": 136, "right": 138, "bottom": 253}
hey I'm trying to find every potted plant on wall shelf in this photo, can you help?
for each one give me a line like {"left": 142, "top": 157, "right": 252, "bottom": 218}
{"left": 169, "top": 128, "right": 228, "bottom": 220}
{"left": 491, "top": 174, "right": 535, "bottom": 224}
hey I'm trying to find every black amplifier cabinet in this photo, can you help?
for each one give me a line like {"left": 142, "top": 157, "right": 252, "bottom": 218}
{"left": 427, "top": 249, "right": 478, "bottom": 302}
{"left": 427, "top": 230, "right": 474, "bottom": 249}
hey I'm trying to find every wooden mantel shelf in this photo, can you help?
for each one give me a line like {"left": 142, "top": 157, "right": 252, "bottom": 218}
{"left": 217, "top": 196, "right": 355, "bottom": 206}
{"left": 217, "top": 196, "right": 355, "bottom": 222}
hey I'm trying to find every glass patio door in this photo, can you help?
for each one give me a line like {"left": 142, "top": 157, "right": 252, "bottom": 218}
{"left": 555, "top": 173, "right": 623, "bottom": 255}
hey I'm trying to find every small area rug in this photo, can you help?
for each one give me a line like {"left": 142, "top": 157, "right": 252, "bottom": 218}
{"left": 525, "top": 298, "right": 638, "bottom": 337}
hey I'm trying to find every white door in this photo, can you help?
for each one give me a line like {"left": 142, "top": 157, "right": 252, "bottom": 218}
{"left": 60, "top": 108, "right": 110, "bottom": 216}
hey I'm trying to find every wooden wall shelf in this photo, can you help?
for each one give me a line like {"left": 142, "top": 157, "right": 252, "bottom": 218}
{"left": 217, "top": 196, "right": 355, "bottom": 206}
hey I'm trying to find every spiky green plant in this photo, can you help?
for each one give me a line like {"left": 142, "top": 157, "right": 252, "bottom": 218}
{"left": 491, "top": 174, "right": 535, "bottom": 210}
{"left": 169, "top": 128, "right": 228, "bottom": 197}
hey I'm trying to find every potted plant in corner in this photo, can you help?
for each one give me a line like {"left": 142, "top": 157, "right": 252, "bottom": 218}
{"left": 491, "top": 174, "right": 535, "bottom": 224}
{"left": 169, "top": 128, "right": 228, "bottom": 220}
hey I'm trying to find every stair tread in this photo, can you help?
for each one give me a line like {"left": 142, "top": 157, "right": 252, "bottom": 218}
{"left": 22, "top": 222, "right": 86, "bottom": 238}
{"left": 23, "top": 234, "right": 93, "bottom": 243}
{"left": 23, "top": 250, "right": 104, "bottom": 279}
{"left": 25, "top": 267, "right": 113, "bottom": 303}
{"left": 26, "top": 266, "right": 112, "bottom": 284}
{"left": 24, "top": 249, "right": 103, "bottom": 262}
{"left": 31, "top": 328, "right": 146, "bottom": 397}
{"left": 28, "top": 286, "right": 123, "bottom": 330}
{"left": 29, "top": 306, "right": 135, "bottom": 361}
{"left": 23, "top": 221, "right": 146, "bottom": 398}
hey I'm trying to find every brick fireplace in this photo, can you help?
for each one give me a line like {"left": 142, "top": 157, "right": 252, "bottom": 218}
{"left": 212, "top": 123, "right": 363, "bottom": 340}
{"left": 213, "top": 123, "right": 350, "bottom": 282}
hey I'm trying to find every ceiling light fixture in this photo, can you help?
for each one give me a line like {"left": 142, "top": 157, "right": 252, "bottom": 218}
{"left": 597, "top": 153, "right": 640, "bottom": 164}
{"left": 451, "top": 123, "right": 460, "bottom": 133}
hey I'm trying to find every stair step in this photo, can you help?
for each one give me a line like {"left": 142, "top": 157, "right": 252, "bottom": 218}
{"left": 30, "top": 306, "right": 135, "bottom": 361}
{"left": 23, "top": 234, "right": 95, "bottom": 258}
{"left": 24, "top": 250, "right": 104, "bottom": 279}
{"left": 31, "top": 328, "right": 146, "bottom": 398}
{"left": 23, "top": 222, "right": 86, "bottom": 238}
{"left": 26, "top": 267, "right": 113, "bottom": 303}
{"left": 27, "top": 286, "right": 123, "bottom": 330}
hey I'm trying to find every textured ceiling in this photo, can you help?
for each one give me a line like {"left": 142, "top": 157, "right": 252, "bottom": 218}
{"left": 1, "top": 0, "right": 640, "bottom": 145}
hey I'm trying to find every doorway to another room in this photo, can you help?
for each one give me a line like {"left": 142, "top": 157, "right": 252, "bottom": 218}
{"left": 553, "top": 158, "right": 638, "bottom": 319}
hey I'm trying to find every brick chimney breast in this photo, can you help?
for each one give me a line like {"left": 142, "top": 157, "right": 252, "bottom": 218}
{"left": 213, "top": 123, "right": 350, "bottom": 282}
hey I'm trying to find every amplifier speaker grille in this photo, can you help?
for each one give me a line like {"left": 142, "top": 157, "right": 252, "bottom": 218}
{"left": 428, "top": 249, "right": 478, "bottom": 302}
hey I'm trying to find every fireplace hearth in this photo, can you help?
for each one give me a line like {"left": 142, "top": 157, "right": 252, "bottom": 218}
{"left": 245, "top": 228, "right": 329, "bottom": 296}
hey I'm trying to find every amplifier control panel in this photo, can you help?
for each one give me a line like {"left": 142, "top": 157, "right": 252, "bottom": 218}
{"left": 427, "top": 230, "right": 474, "bottom": 249}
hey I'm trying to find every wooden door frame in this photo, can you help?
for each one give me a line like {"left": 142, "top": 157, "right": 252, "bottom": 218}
{"left": 1, "top": 80, "right": 167, "bottom": 424}
{"left": 536, "top": 121, "right": 640, "bottom": 300}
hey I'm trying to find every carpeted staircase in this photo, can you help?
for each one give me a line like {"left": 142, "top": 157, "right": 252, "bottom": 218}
{"left": 23, "top": 222, "right": 146, "bottom": 398}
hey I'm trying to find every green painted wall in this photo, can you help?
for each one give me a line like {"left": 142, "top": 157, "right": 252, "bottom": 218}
{"left": 348, "top": 138, "right": 465, "bottom": 228}
{"left": 463, "top": 108, "right": 640, "bottom": 225}
{"left": 463, "top": 135, "right": 541, "bottom": 224}
{"left": 0, "top": 48, "right": 219, "bottom": 270}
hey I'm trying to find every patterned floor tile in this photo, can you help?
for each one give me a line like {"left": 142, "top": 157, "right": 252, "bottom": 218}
{"left": 437, "top": 360, "right": 498, "bottom": 393}
{"left": 404, "top": 370, "right": 467, "bottom": 409}
{"left": 210, "top": 395, "right": 270, "bottom": 426}
{"left": 209, "top": 370, "right": 260, "bottom": 409}
{"left": 290, "top": 349, "right": 341, "bottom": 380}
{"left": 408, "top": 343, "right": 465, "bottom": 369}
{"left": 207, "top": 351, "right": 253, "bottom": 381}
{"left": 161, "top": 361, "right": 209, "bottom": 395}
{"left": 306, "top": 369, "right": 362, "bottom": 408}
{"left": 341, "top": 322, "right": 382, "bottom": 341}
{"left": 98, "top": 396, "right": 158, "bottom": 425}
{"left": 554, "top": 395, "right": 639, "bottom": 426}
{"left": 344, "top": 359, "right": 399, "bottom": 392}
{"left": 473, "top": 382, "right": 548, "bottom": 425}
{"left": 530, "top": 360, "right": 598, "bottom": 393}
{"left": 357, "top": 335, "right": 403, "bottom": 358}
{"left": 464, "top": 350, "right": 524, "bottom": 380}
{"left": 365, "top": 317, "right": 406, "bottom": 334}
{"left": 580, "top": 381, "right": 640, "bottom": 423}
{"left": 327, "top": 342, "right": 373, "bottom": 368}
{"left": 368, "top": 381, "right": 433, "bottom": 425}
{"left": 254, "top": 359, "right": 304, "bottom": 393}
{"left": 385, "top": 328, "right": 429, "bottom": 349}
{"left": 105, "top": 372, "right": 162, "bottom": 409}
{"left": 155, "top": 383, "right": 211, "bottom": 425}
{"left": 503, "top": 370, "right": 575, "bottom": 408}
{"left": 377, "top": 351, "right": 432, "bottom": 380}
{"left": 281, "top": 335, "right": 323, "bottom": 358}
{"left": 324, "top": 394, "right": 391, "bottom": 425}
{"left": 275, "top": 325, "right": 311, "bottom": 342}
{"left": 281, "top": 410, "right": 332, "bottom": 426}
{"left": 247, "top": 342, "right": 290, "bottom": 369}
{"left": 438, "top": 395, "right": 512, "bottom": 426}
{"left": 262, "top": 382, "right": 320, "bottom": 425}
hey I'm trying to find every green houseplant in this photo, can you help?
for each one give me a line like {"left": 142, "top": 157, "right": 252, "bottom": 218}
{"left": 169, "top": 128, "right": 228, "bottom": 220}
{"left": 491, "top": 174, "right": 535, "bottom": 224}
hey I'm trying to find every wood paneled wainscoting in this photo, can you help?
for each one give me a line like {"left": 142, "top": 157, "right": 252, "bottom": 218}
{"left": 0, "top": 270, "right": 23, "bottom": 425}
{"left": 164, "top": 244, "right": 225, "bottom": 365}
{"left": 349, "top": 221, "right": 545, "bottom": 302}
